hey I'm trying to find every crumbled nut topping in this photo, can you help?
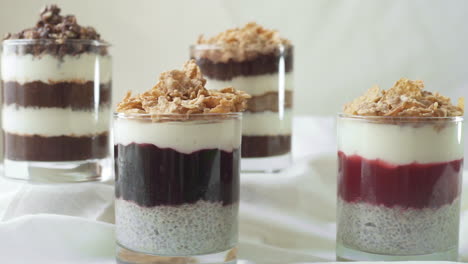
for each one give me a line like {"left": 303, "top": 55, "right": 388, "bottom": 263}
{"left": 4, "top": 5, "right": 101, "bottom": 41}
{"left": 117, "top": 60, "right": 250, "bottom": 116}
{"left": 196, "top": 22, "right": 291, "bottom": 62}
{"left": 344, "top": 78, "right": 464, "bottom": 117}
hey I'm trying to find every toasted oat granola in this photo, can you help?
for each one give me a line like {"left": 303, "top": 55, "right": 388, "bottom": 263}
{"left": 196, "top": 22, "right": 291, "bottom": 62}
{"left": 116, "top": 60, "right": 250, "bottom": 116}
{"left": 344, "top": 78, "right": 464, "bottom": 117}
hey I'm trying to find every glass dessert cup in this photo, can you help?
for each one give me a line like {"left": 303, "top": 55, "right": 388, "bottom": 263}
{"left": 336, "top": 114, "right": 464, "bottom": 261}
{"left": 1, "top": 39, "right": 111, "bottom": 182}
{"left": 190, "top": 44, "right": 293, "bottom": 173}
{"left": 114, "top": 112, "right": 241, "bottom": 264}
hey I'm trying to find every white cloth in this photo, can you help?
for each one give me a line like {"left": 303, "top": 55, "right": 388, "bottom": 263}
{"left": 0, "top": 116, "right": 466, "bottom": 264}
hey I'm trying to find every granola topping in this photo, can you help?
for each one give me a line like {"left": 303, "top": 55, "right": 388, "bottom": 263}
{"left": 117, "top": 60, "right": 250, "bottom": 116}
{"left": 4, "top": 5, "right": 101, "bottom": 41}
{"left": 344, "top": 78, "right": 464, "bottom": 117}
{"left": 196, "top": 22, "right": 291, "bottom": 62}
{"left": 3, "top": 5, "right": 107, "bottom": 57}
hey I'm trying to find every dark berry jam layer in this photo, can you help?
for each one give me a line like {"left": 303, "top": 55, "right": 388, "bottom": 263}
{"left": 241, "top": 135, "right": 291, "bottom": 158}
{"left": 5, "top": 132, "right": 109, "bottom": 161}
{"left": 338, "top": 151, "right": 463, "bottom": 209}
{"left": 2, "top": 81, "right": 111, "bottom": 110}
{"left": 114, "top": 143, "right": 240, "bottom": 207}
{"left": 193, "top": 48, "right": 293, "bottom": 81}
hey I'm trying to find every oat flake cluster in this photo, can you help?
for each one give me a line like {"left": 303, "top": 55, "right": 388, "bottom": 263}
{"left": 196, "top": 22, "right": 291, "bottom": 62}
{"left": 117, "top": 60, "right": 250, "bottom": 115}
{"left": 344, "top": 78, "right": 464, "bottom": 117}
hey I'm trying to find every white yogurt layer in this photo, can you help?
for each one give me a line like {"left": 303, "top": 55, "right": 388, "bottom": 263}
{"left": 338, "top": 118, "right": 464, "bottom": 164}
{"left": 1, "top": 53, "right": 112, "bottom": 84}
{"left": 337, "top": 198, "right": 460, "bottom": 256}
{"left": 114, "top": 117, "right": 242, "bottom": 154}
{"left": 116, "top": 199, "right": 238, "bottom": 256}
{"left": 2, "top": 105, "right": 110, "bottom": 136}
{"left": 242, "top": 110, "right": 292, "bottom": 136}
{"left": 205, "top": 72, "right": 293, "bottom": 96}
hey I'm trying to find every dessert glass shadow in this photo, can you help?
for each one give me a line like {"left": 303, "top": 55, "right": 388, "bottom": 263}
{"left": 336, "top": 115, "right": 464, "bottom": 261}
{"left": 114, "top": 113, "right": 241, "bottom": 264}
{"left": 191, "top": 44, "right": 293, "bottom": 172}
{"left": 1, "top": 39, "right": 111, "bottom": 182}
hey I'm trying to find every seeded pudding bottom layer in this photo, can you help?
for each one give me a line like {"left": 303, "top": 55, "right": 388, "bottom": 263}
{"left": 114, "top": 142, "right": 240, "bottom": 255}
{"left": 116, "top": 199, "right": 238, "bottom": 256}
{"left": 337, "top": 198, "right": 460, "bottom": 255}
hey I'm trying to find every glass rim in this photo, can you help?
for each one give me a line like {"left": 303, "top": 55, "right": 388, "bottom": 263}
{"left": 338, "top": 113, "right": 464, "bottom": 122}
{"left": 114, "top": 112, "right": 242, "bottom": 119}
{"left": 2, "top": 39, "right": 111, "bottom": 47}
{"left": 189, "top": 43, "right": 293, "bottom": 51}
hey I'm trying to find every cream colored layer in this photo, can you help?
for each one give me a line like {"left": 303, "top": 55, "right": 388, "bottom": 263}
{"left": 114, "top": 117, "right": 242, "bottom": 154}
{"left": 242, "top": 110, "right": 292, "bottom": 136}
{"left": 338, "top": 118, "right": 464, "bottom": 164}
{"left": 1, "top": 53, "right": 112, "bottom": 84}
{"left": 2, "top": 105, "right": 110, "bottom": 136}
{"left": 205, "top": 72, "right": 293, "bottom": 96}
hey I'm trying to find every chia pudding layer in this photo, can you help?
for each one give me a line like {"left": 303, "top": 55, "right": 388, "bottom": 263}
{"left": 2, "top": 5, "right": 111, "bottom": 163}
{"left": 337, "top": 150, "right": 463, "bottom": 255}
{"left": 192, "top": 22, "right": 293, "bottom": 160}
{"left": 337, "top": 78, "right": 464, "bottom": 259}
{"left": 114, "top": 60, "right": 249, "bottom": 256}
{"left": 337, "top": 198, "right": 460, "bottom": 255}
{"left": 116, "top": 199, "right": 238, "bottom": 255}
{"left": 114, "top": 138, "right": 240, "bottom": 255}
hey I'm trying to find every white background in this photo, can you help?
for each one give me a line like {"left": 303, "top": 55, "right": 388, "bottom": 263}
{"left": 0, "top": 0, "right": 466, "bottom": 152}
{"left": 1, "top": 0, "right": 467, "bottom": 114}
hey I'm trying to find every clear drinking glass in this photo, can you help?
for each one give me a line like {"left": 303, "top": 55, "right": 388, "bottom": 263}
{"left": 191, "top": 44, "right": 293, "bottom": 172}
{"left": 1, "top": 39, "right": 111, "bottom": 182}
{"left": 336, "top": 114, "right": 464, "bottom": 261}
{"left": 114, "top": 112, "right": 241, "bottom": 264}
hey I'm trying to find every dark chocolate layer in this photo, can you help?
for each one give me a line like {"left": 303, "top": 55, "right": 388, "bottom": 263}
{"left": 193, "top": 48, "right": 293, "bottom": 80}
{"left": 5, "top": 132, "right": 108, "bottom": 161}
{"left": 241, "top": 135, "right": 291, "bottom": 158}
{"left": 247, "top": 91, "right": 293, "bottom": 112}
{"left": 115, "top": 143, "right": 240, "bottom": 207}
{"left": 2, "top": 81, "right": 111, "bottom": 110}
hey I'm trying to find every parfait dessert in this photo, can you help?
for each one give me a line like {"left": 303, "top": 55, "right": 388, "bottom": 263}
{"left": 114, "top": 60, "right": 249, "bottom": 264}
{"left": 337, "top": 78, "right": 464, "bottom": 261}
{"left": 1, "top": 5, "right": 111, "bottom": 181}
{"left": 191, "top": 22, "right": 293, "bottom": 172}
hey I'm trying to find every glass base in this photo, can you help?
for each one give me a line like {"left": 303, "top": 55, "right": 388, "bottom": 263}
{"left": 241, "top": 153, "right": 291, "bottom": 173}
{"left": 336, "top": 243, "right": 459, "bottom": 261}
{"left": 3, "top": 158, "right": 107, "bottom": 182}
{"left": 116, "top": 244, "right": 237, "bottom": 264}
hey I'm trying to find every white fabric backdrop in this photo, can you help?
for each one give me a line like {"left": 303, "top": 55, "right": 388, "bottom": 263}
{"left": 0, "top": 0, "right": 467, "bottom": 147}
{"left": 0, "top": 117, "right": 466, "bottom": 264}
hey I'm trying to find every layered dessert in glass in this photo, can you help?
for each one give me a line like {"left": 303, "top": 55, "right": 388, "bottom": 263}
{"left": 191, "top": 22, "right": 293, "bottom": 172}
{"left": 337, "top": 78, "right": 464, "bottom": 261}
{"left": 1, "top": 5, "right": 111, "bottom": 181}
{"left": 114, "top": 60, "right": 249, "bottom": 264}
